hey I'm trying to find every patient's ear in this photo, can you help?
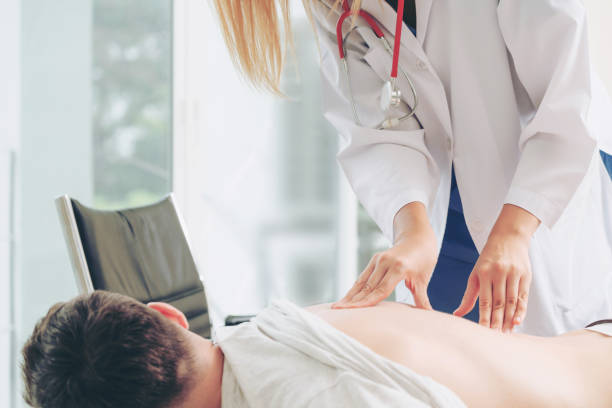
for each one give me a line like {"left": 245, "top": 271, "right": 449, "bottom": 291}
{"left": 147, "top": 302, "right": 190, "bottom": 329}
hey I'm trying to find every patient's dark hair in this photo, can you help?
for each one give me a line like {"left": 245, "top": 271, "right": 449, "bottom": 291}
{"left": 21, "top": 290, "right": 193, "bottom": 408}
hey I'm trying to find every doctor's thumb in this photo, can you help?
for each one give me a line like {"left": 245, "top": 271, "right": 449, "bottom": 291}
{"left": 409, "top": 281, "right": 433, "bottom": 310}
{"left": 453, "top": 281, "right": 479, "bottom": 317}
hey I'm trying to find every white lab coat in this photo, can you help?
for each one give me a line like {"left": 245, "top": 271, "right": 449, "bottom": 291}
{"left": 310, "top": 0, "right": 612, "bottom": 336}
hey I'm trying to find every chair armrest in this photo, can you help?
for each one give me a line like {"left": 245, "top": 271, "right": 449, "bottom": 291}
{"left": 224, "top": 315, "right": 255, "bottom": 326}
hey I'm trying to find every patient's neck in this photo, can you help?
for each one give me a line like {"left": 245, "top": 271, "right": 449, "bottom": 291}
{"left": 181, "top": 332, "right": 225, "bottom": 408}
{"left": 202, "top": 345, "right": 224, "bottom": 408}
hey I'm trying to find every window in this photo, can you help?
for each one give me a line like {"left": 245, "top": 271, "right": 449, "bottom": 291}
{"left": 92, "top": 0, "right": 173, "bottom": 209}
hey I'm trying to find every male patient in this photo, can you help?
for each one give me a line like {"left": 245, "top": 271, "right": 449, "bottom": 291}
{"left": 22, "top": 291, "right": 611, "bottom": 408}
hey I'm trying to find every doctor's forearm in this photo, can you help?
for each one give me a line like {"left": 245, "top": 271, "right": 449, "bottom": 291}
{"left": 490, "top": 204, "right": 541, "bottom": 242}
{"left": 392, "top": 202, "right": 434, "bottom": 245}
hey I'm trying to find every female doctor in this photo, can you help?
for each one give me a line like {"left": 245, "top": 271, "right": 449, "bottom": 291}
{"left": 213, "top": 0, "right": 612, "bottom": 336}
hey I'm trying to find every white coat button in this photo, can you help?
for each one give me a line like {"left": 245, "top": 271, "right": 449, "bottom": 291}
{"left": 416, "top": 59, "right": 428, "bottom": 71}
{"left": 446, "top": 138, "right": 452, "bottom": 151}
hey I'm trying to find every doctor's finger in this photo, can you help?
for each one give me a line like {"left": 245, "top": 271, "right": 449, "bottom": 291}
{"left": 453, "top": 274, "right": 479, "bottom": 317}
{"left": 411, "top": 282, "right": 432, "bottom": 310}
{"left": 512, "top": 276, "right": 531, "bottom": 327}
{"left": 502, "top": 274, "right": 520, "bottom": 333}
{"left": 490, "top": 275, "right": 506, "bottom": 331}
{"left": 360, "top": 255, "right": 394, "bottom": 297}
{"left": 347, "top": 257, "right": 390, "bottom": 304}
{"left": 352, "top": 269, "right": 401, "bottom": 307}
{"left": 478, "top": 278, "right": 493, "bottom": 328}
{"left": 333, "top": 255, "right": 377, "bottom": 308}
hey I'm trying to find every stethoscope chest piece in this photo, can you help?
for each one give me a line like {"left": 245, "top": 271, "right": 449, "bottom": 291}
{"left": 380, "top": 80, "right": 402, "bottom": 112}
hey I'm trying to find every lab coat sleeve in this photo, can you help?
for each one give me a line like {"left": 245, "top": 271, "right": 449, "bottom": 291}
{"left": 497, "top": 0, "right": 597, "bottom": 228}
{"left": 310, "top": 1, "right": 439, "bottom": 243}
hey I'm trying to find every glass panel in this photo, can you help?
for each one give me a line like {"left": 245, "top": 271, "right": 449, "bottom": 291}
{"left": 92, "top": 0, "right": 173, "bottom": 209}
{"left": 268, "top": 20, "right": 342, "bottom": 305}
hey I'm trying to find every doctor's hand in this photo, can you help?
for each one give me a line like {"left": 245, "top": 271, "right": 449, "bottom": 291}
{"left": 332, "top": 202, "right": 438, "bottom": 310}
{"left": 454, "top": 204, "right": 540, "bottom": 333}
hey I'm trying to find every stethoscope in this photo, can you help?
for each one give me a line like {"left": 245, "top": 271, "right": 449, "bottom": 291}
{"left": 336, "top": 0, "right": 420, "bottom": 129}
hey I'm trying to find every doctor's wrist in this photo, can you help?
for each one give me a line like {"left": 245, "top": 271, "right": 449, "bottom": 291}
{"left": 394, "top": 224, "right": 436, "bottom": 246}
{"left": 392, "top": 201, "right": 432, "bottom": 243}
{"left": 489, "top": 204, "right": 540, "bottom": 243}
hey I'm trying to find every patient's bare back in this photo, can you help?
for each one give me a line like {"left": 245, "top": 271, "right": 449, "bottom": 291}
{"left": 306, "top": 302, "right": 601, "bottom": 407}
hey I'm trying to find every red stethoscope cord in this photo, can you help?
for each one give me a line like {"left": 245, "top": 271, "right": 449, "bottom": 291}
{"left": 337, "top": 0, "right": 405, "bottom": 80}
{"left": 391, "top": 0, "right": 404, "bottom": 78}
{"left": 336, "top": 6, "right": 383, "bottom": 58}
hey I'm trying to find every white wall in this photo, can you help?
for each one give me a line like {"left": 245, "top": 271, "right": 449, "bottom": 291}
{"left": 0, "top": 160, "right": 15, "bottom": 408}
{"left": 15, "top": 0, "right": 93, "bottom": 405}
{"left": 0, "top": 0, "right": 20, "bottom": 405}
{"left": 0, "top": 156, "right": 12, "bottom": 408}
{"left": 19, "top": 0, "right": 93, "bottom": 329}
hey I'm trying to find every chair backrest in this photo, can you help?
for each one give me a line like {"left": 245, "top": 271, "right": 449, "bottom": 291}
{"left": 55, "top": 194, "right": 211, "bottom": 338}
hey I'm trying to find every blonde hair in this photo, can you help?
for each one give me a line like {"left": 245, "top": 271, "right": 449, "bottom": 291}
{"left": 211, "top": 0, "right": 365, "bottom": 94}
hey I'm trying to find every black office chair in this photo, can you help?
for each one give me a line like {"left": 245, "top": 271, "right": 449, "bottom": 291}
{"left": 55, "top": 194, "right": 215, "bottom": 337}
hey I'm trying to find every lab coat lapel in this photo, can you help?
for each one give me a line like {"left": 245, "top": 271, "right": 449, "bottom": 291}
{"left": 415, "top": 0, "right": 433, "bottom": 46}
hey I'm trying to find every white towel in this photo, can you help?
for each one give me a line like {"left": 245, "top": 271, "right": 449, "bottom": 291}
{"left": 215, "top": 300, "right": 466, "bottom": 408}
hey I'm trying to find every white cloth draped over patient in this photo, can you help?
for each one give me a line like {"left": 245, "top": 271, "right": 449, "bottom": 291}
{"left": 215, "top": 300, "right": 466, "bottom": 408}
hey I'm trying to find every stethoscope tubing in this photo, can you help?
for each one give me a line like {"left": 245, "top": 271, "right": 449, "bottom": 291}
{"left": 336, "top": 0, "right": 420, "bottom": 129}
